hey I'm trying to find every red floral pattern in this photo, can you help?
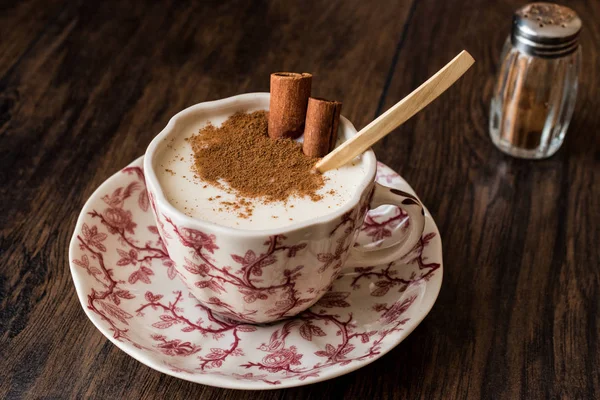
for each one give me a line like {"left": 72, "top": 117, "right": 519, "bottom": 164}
{"left": 70, "top": 158, "right": 443, "bottom": 389}
{"left": 150, "top": 181, "right": 370, "bottom": 324}
{"left": 360, "top": 207, "right": 409, "bottom": 245}
{"left": 160, "top": 221, "right": 312, "bottom": 322}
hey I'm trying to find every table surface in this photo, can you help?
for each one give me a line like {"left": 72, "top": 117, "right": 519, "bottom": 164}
{"left": 1, "top": 0, "right": 598, "bottom": 398}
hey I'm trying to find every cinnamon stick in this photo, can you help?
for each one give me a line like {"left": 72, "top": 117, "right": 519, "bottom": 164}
{"left": 302, "top": 97, "right": 342, "bottom": 157}
{"left": 268, "top": 72, "right": 312, "bottom": 140}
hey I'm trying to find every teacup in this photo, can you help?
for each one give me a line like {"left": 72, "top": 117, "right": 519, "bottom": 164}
{"left": 144, "top": 93, "right": 425, "bottom": 323}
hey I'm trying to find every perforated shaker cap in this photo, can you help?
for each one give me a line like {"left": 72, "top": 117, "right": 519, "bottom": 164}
{"left": 512, "top": 2, "right": 581, "bottom": 58}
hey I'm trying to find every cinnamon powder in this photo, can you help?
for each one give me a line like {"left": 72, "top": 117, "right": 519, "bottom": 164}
{"left": 187, "top": 111, "right": 325, "bottom": 205}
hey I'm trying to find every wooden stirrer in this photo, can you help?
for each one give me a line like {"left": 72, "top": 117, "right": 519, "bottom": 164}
{"left": 314, "top": 50, "right": 475, "bottom": 173}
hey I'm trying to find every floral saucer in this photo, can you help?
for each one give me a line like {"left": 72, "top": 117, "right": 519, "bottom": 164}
{"left": 69, "top": 157, "right": 443, "bottom": 390}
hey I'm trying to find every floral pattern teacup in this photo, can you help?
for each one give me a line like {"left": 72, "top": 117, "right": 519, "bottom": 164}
{"left": 144, "top": 93, "right": 425, "bottom": 323}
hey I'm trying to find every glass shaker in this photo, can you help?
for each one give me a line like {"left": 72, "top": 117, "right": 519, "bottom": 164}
{"left": 489, "top": 3, "right": 581, "bottom": 159}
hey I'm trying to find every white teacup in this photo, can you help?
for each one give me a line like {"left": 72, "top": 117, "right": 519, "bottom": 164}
{"left": 144, "top": 93, "right": 425, "bottom": 324}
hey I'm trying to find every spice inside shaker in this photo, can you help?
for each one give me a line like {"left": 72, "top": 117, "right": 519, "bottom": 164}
{"left": 489, "top": 2, "right": 581, "bottom": 159}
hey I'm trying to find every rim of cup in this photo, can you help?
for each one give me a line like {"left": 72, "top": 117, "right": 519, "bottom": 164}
{"left": 143, "top": 92, "right": 377, "bottom": 237}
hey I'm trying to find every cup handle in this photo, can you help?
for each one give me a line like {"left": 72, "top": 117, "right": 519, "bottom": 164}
{"left": 345, "top": 182, "right": 426, "bottom": 268}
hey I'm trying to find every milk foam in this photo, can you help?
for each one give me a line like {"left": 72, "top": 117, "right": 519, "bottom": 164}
{"left": 156, "top": 115, "right": 367, "bottom": 230}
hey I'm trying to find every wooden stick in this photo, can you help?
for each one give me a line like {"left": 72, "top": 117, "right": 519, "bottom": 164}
{"left": 314, "top": 50, "right": 475, "bottom": 173}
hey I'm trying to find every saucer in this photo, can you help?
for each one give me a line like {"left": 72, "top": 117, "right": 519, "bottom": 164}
{"left": 69, "top": 157, "right": 443, "bottom": 390}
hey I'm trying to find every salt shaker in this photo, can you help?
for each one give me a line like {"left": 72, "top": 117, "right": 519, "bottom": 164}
{"left": 489, "top": 2, "right": 581, "bottom": 159}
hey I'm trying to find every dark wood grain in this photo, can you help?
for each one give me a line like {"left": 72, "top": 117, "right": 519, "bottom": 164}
{"left": 373, "top": 0, "right": 600, "bottom": 399}
{"left": 0, "top": 0, "right": 598, "bottom": 399}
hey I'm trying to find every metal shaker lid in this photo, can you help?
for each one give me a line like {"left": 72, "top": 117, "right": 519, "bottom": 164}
{"left": 512, "top": 2, "right": 581, "bottom": 58}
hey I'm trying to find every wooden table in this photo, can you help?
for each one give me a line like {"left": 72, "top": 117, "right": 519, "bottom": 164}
{"left": 1, "top": 0, "right": 598, "bottom": 398}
